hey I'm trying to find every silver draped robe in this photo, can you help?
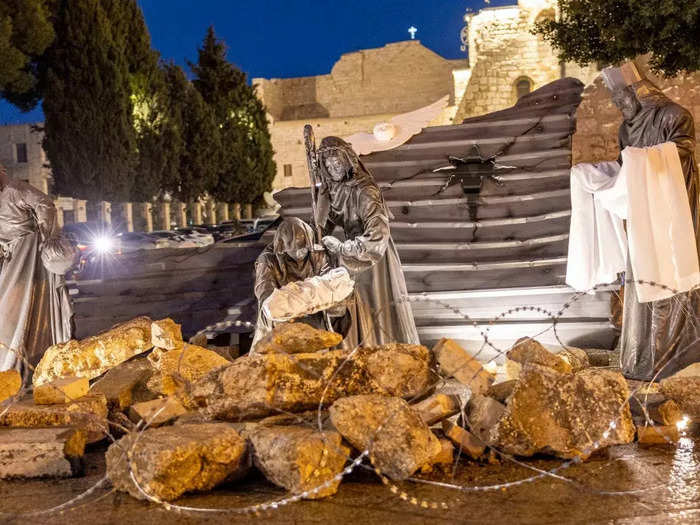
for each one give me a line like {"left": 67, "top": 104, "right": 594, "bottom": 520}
{"left": 0, "top": 178, "right": 73, "bottom": 371}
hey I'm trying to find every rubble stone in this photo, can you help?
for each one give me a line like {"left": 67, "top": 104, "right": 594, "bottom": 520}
{"left": 557, "top": 347, "right": 590, "bottom": 372}
{"left": 421, "top": 438, "right": 454, "bottom": 473}
{"left": 186, "top": 345, "right": 432, "bottom": 420}
{"left": 637, "top": 425, "right": 680, "bottom": 445}
{"left": 33, "top": 376, "right": 89, "bottom": 405}
{"left": 329, "top": 394, "right": 441, "bottom": 481}
{"left": 486, "top": 380, "right": 517, "bottom": 404}
{"left": 33, "top": 317, "right": 154, "bottom": 386}
{"left": 668, "top": 362, "right": 700, "bottom": 379}
{"left": 442, "top": 420, "right": 485, "bottom": 459}
{"left": 433, "top": 338, "right": 494, "bottom": 394}
{"left": 505, "top": 338, "right": 572, "bottom": 380}
{"left": 249, "top": 425, "right": 349, "bottom": 499}
{"left": 466, "top": 394, "right": 506, "bottom": 444}
{"left": 151, "top": 318, "right": 183, "bottom": 350}
{"left": 0, "top": 427, "right": 86, "bottom": 478}
{"left": 0, "top": 370, "right": 21, "bottom": 403}
{"left": 660, "top": 376, "right": 700, "bottom": 420}
{"left": 148, "top": 344, "right": 230, "bottom": 396}
{"left": 128, "top": 397, "right": 188, "bottom": 426}
{"left": 493, "top": 366, "right": 635, "bottom": 459}
{"left": 90, "top": 358, "right": 156, "bottom": 411}
{"left": 412, "top": 393, "right": 461, "bottom": 426}
{"left": 106, "top": 423, "right": 249, "bottom": 501}
{"left": 0, "top": 393, "right": 108, "bottom": 442}
{"left": 253, "top": 322, "right": 343, "bottom": 354}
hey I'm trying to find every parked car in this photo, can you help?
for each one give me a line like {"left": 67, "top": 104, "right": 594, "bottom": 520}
{"left": 173, "top": 227, "right": 215, "bottom": 247}
{"left": 116, "top": 232, "right": 169, "bottom": 252}
{"left": 62, "top": 221, "right": 122, "bottom": 256}
{"left": 149, "top": 230, "right": 199, "bottom": 248}
{"left": 238, "top": 215, "right": 279, "bottom": 233}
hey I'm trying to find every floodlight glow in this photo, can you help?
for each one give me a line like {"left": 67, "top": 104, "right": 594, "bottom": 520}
{"left": 676, "top": 415, "right": 690, "bottom": 432}
{"left": 94, "top": 235, "right": 113, "bottom": 254}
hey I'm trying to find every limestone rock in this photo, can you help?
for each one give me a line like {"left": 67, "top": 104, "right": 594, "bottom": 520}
{"left": 0, "top": 427, "right": 86, "bottom": 478}
{"left": 660, "top": 376, "right": 700, "bottom": 420}
{"left": 466, "top": 394, "right": 506, "bottom": 444}
{"left": 249, "top": 425, "right": 349, "bottom": 499}
{"left": 486, "top": 380, "right": 517, "bottom": 404}
{"left": 505, "top": 338, "right": 572, "bottom": 380}
{"left": 442, "top": 420, "right": 485, "bottom": 460}
{"left": 128, "top": 397, "right": 188, "bottom": 426}
{"left": 186, "top": 345, "right": 432, "bottom": 420}
{"left": 0, "top": 370, "right": 21, "bottom": 403}
{"left": 253, "top": 322, "right": 343, "bottom": 354}
{"left": 412, "top": 393, "right": 461, "bottom": 426}
{"left": 33, "top": 376, "right": 89, "bottom": 405}
{"left": 0, "top": 393, "right": 108, "bottom": 443}
{"left": 90, "top": 358, "right": 156, "bottom": 411}
{"left": 653, "top": 400, "right": 683, "bottom": 426}
{"left": 106, "top": 423, "right": 249, "bottom": 501}
{"left": 557, "top": 347, "right": 590, "bottom": 372}
{"left": 421, "top": 438, "right": 454, "bottom": 473}
{"left": 151, "top": 318, "right": 183, "bottom": 350}
{"left": 33, "top": 317, "right": 155, "bottom": 386}
{"left": 329, "top": 394, "right": 441, "bottom": 481}
{"left": 493, "top": 366, "right": 635, "bottom": 459}
{"left": 668, "top": 362, "right": 700, "bottom": 379}
{"left": 637, "top": 424, "right": 680, "bottom": 445}
{"left": 148, "top": 344, "right": 230, "bottom": 396}
{"left": 433, "top": 338, "right": 494, "bottom": 394}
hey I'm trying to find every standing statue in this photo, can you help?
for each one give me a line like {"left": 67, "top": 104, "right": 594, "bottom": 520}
{"left": 310, "top": 134, "right": 419, "bottom": 347}
{"left": 606, "top": 63, "right": 700, "bottom": 379}
{"left": 0, "top": 164, "right": 75, "bottom": 371}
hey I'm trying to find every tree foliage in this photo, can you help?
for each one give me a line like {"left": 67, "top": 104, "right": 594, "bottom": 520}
{"left": 535, "top": 0, "right": 700, "bottom": 76}
{"left": 0, "top": 0, "right": 55, "bottom": 111}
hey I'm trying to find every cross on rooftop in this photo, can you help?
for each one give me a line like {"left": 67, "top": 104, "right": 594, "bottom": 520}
{"left": 408, "top": 26, "right": 417, "bottom": 39}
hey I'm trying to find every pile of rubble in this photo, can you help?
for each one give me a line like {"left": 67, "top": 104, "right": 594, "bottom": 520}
{"left": 0, "top": 317, "right": 697, "bottom": 501}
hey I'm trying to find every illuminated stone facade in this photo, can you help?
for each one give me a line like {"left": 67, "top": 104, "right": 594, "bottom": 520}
{"left": 0, "top": 123, "right": 51, "bottom": 194}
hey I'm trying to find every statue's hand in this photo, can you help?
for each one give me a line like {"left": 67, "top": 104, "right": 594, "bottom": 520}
{"left": 321, "top": 235, "right": 342, "bottom": 254}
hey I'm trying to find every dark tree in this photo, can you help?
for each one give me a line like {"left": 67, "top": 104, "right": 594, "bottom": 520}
{"left": 0, "top": 0, "right": 55, "bottom": 111}
{"left": 42, "top": 0, "right": 136, "bottom": 201}
{"left": 190, "top": 26, "right": 275, "bottom": 206}
{"left": 535, "top": 0, "right": 700, "bottom": 76}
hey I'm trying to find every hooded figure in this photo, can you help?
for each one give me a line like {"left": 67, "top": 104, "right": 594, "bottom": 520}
{"left": 315, "top": 136, "right": 419, "bottom": 347}
{"left": 0, "top": 166, "right": 74, "bottom": 371}
{"left": 607, "top": 65, "right": 700, "bottom": 379}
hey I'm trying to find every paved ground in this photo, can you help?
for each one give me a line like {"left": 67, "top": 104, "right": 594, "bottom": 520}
{"left": 1, "top": 438, "right": 698, "bottom": 525}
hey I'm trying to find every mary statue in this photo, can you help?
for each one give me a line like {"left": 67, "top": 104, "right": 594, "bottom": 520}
{"left": 314, "top": 136, "right": 419, "bottom": 347}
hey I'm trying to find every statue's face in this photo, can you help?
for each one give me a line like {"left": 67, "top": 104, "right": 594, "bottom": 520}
{"left": 612, "top": 87, "right": 641, "bottom": 121}
{"left": 323, "top": 151, "right": 349, "bottom": 182}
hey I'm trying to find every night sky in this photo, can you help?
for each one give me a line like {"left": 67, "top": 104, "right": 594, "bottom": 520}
{"left": 0, "top": 0, "right": 512, "bottom": 124}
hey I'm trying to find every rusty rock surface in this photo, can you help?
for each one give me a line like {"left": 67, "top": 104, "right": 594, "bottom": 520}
{"left": 660, "top": 375, "right": 700, "bottom": 420}
{"left": 0, "top": 370, "right": 22, "bottom": 403}
{"left": 505, "top": 338, "right": 572, "bottom": 380}
{"left": 253, "top": 322, "right": 343, "bottom": 354}
{"left": 148, "top": 344, "right": 230, "bottom": 396}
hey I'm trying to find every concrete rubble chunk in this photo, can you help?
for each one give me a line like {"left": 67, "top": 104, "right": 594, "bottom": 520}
{"left": 33, "top": 317, "right": 155, "bottom": 386}
{"left": 466, "top": 394, "right": 506, "bottom": 444}
{"left": 329, "top": 394, "right": 442, "bottom": 481}
{"left": 0, "top": 370, "right": 22, "bottom": 403}
{"left": 253, "top": 322, "right": 343, "bottom": 354}
{"left": 421, "top": 438, "right": 454, "bottom": 473}
{"left": 0, "top": 393, "right": 108, "bottom": 443}
{"left": 433, "top": 338, "right": 494, "bottom": 394}
{"left": 557, "top": 347, "right": 590, "bottom": 372}
{"left": 494, "top": 366, "right": 635, "bottom": 459}
{"left": 412, "top": 393, "right": 461, "bottom": 426}
{"left": 249, "top": 425, "right": 349, "bottom": 499}
{"left": 128, "top": 397, "right": 188, "bottom": 426}
{"left": 151, "top": 318, "right": 183, "bottom": 350}
{"left": 653, "top": 400, "right": 683, "bottom": 426}
{"left": 90, "top": 358, "right": 156, "bottom": 411}
{"left": 0, "top": 427, "right": 86, "bottom": 479}
{"left": 186, "top": 344, "right": 432, "bottom": 420}
{"left": 442, "top": 420, "right": 486, "bottom": 460}
{"left": 637, "top": 424, "right": 680, "bottom": 445}
{"left": 33, "top": 376, "right": 89, "bottom": 405}
{"left": 486, "top": 380, "right": 517, "bottom": 404}
{"left": 148, "top": 344, "right": 230, "bottom": 396}
{"left": 667, "top": 362, "right": 700, "bottom": 379}
{"left": 106, "top": 423, "right": 249, "bottom": 501}
{"left": 505, "top": 338, "right": 572, "bottom": 380}
{"left": 659, "top": 375, "right": 700, "bottom": 420}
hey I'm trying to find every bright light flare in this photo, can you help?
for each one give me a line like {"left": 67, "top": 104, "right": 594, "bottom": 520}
{"left": 93, "top": 235, "right": 114, "bottom": 255}
{"left": 676, "top": 415, "right": 690, "bottom": 432}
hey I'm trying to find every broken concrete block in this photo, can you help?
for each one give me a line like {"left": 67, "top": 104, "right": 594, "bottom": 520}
{"left": 249, "top": 425, "right": 349, "bottom": 499}
{"left": 637, "top": 425, "right": 680, "bottom": 445}
{"left": 0, "top": 370, "right": 21, "bottom": 403}
{"left": 557, "top": 347, "right": 590, "bottom": 372}
{"left": 442, "top": 420, "right": 486, "bottom": 460}
{"left": 0, "top": 393, "right": 108, "bottom": 443}
{"left": 412, "top": 393, "right": 461, "bottom": 426}
{"left": 128, "top": 397, "right": 188, "bottom": 427}
{"left": 421, "top": 438, "right": 454, "bottom": 473}
{"left": 486, "top": 380, "right": 517, "bottom": 404}
{"left": 466, "top": 394, "right": 506, "bottom": 444}
{"left": 0, "top": 427, "right": 86, "bottom": 478}
{"left": 494, "top": 366, "right": 635, "bottom": 459}
{"left": 329, "top": 394, "right": 441, "bottom": 481}
{"left": 33, "top": 317, "right": 155, "bottom": 386}
{"left": 151, "top": 318, "right": 183, "bottom": 350}
{"left": 186, "top": 344, "right": 432, "bottom": 420}
{"left": 106, "top": 423, "right": 249, "bottom": 501}
{"left": 148, "top": 344, "right": 230, "bottom": 396}
{"left": 33, "top": 376, "right": 89, "bottom": 405}
{"left": 253, "top": 322, "right": 343, "bottom": 354}
{"left": 505, "top": 338, "right": 572, "bottom": 380}
{"left": 433, "top": 338, "right": 494, "bottom": 394}
{"left": 652, "top": 400, "right": 683, "bottom": 426}
{"left": 90, "top": 358, "right": 156, "bottom": 411}
{"left": 660, "top": 375, "right": 700, "bottom": 420}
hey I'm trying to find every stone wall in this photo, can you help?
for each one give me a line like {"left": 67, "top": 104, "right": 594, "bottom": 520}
{"left": 573, "top": 57, "right": 700, "bottom": 165}
{"left": 0, "top": 123, "right": 51, "bottom": 193}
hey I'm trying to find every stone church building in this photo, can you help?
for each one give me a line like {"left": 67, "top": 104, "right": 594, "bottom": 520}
{"left": 256, "top": 0, "right": 600, "bottom": 191}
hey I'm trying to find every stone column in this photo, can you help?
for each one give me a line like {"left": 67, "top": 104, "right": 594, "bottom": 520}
{"left": 232, "top": 202, "right": 241, "bottom": 221}
{"left": 74, "top": 199, "right": 87, "bottom": 223}
{"left": 141, "top": 202, "right": 153, "bottom": 233}
{"left": 242, "top": 203, "right": 253, "bottom": 219}
{"left": 191, "top": 202, "right": 203, "bottom": 225}
{"left": 121, "top": 202, "right": 134, "bottom": 232}
{"left": 217, "top": 202, "right": 230, "bottom": 223}
{"left": 176, "top": 202, "right": 187, "bottom": 228}
{"left": 160, "top": 201, "right": 171, "bottom": 231}
{"left": 99, "top": 201, "right": 111, "bottom": 224}
{"left": 206, "top": 200, "right": 217, "bottom": 225}
{"left": 53, "top": 200, "right": 65, "bottom": 229}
